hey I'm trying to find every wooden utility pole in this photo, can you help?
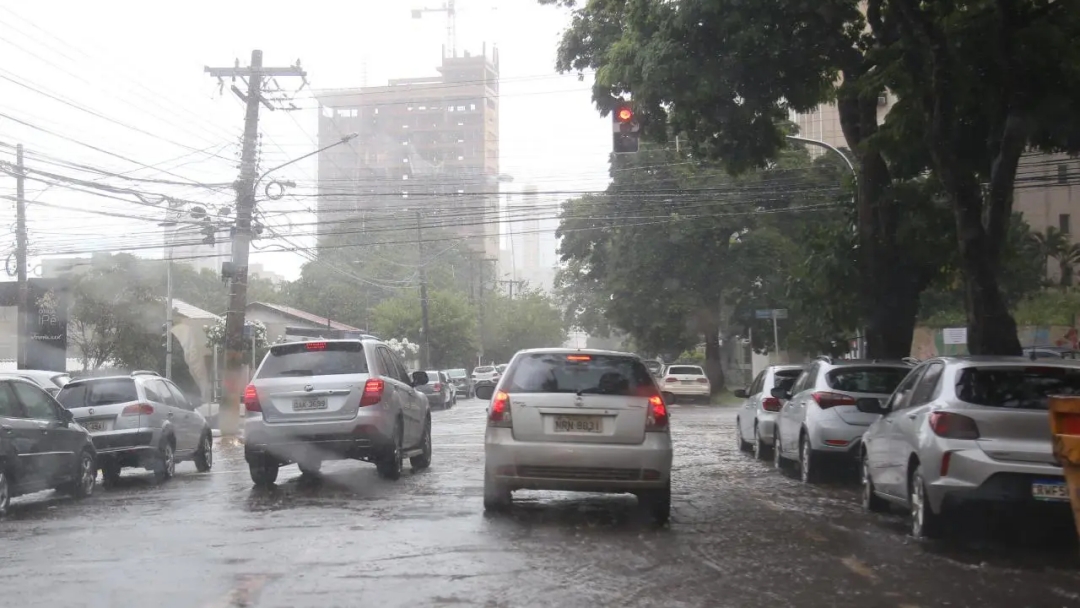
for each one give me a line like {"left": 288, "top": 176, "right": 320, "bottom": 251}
{"left": 205, "top": 51, "right": 306, "bottom": 438}
{"left": 497, "top": 279, "right": 525, "bottom": 300}
{"left": 416, "top": 211, "right": 431, "bottom": 370}
{"left": 15, "top": 144, "right": 27, "bottom": 370}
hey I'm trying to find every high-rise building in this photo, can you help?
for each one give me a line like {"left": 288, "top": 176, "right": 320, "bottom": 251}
{"left": 314, "top": 47, "right": 500, "bottom": 259}
{"left": 501, "top": 185, "right": 557, "bottom": 294}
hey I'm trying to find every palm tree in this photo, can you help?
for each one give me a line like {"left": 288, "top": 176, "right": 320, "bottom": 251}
{"left": 1029, "top": 227, "right": 1070, "bottom": 284}
{"left": 1059, "top": 243, "right": 1080, "bottom": 287}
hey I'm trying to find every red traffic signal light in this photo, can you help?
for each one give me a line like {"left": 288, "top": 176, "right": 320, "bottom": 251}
{"left": 616, "top": 106, "right": 634, "bottom": 123}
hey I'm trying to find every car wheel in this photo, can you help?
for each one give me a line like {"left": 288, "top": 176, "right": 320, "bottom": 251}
{"left": 861, "top": 451, "right": 889, "bottom": 513}
{"left": 63, "top": 450, "right": 96, "bottom": 498}
{"left": 639, "top": 481, "right": 671, "bottom": 525}
{"left": 752, "top": 424, "right": 769, "bottom": 461}
{"left": 101, "top": 460, "right": 122, "bottom": 488}
{"left": 909, "top": 468, "right": 943, "bottom": 539}
{"left": 483, "top": 469, "right": 511, "bottom": 512}
{"left": 410, "top": 417, "right": 432, "bottom": 470}
{"left": 153, "top": 440, "right": 175, "bottom": 483}
{"left": 662, "top": 392, "right": 676, "bottom": 406}
{"left": 735, "top": 420, "right": 751, "bottom": 452}
{"left": 0, "top": 470, "right": 10, "bottom": 518}
{"left": 799, "top": 433, "right": 819, "bottom": 484}
{"left": 194, "top": 432, "right": 213, "bottom": 473}
{"left": 298, "top": 460, "right": 322, "bottom": 476}
{"left": 376, "top": 421, "right": 403, "bottom": 480}
{"left": 249, "top": 457, "right": 279, "bottom": 487}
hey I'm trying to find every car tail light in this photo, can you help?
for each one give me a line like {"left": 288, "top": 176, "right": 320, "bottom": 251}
{"left": 360, "top": 379, "right": 385, "bottom": 407}
{"left": 306, "top": 341, "right": 327, "bottom": 351}
{"left": 940, "top": 451, "right": 953, "bottom": 476}
{"left": 489, "top": 390, "right": 511, "bottom": 427}
{"left": 665, "top": 376, "right": 677, "bottom": 383}
{"left": 929, "top": 412, "right": 980, "bottom": 439}
{"left": 646, "top": 394, "right": 669, "bottom": 431}
{"left": 432, "top": 382, "right": 443, "bottom": 392}
{"left": 762, "top": 397, "right": 782, "bottom": 412}
{"left": 811, "top": 392, "right": 857, "bottom": 408}
{"left": 696, "top": 377, "right": 709, "bottom": 384}
{"left": 243, "top": 385, "right": 261, "bottom": 412}
{"left": 121, "top": 403, "right": 154, "bottom": 416}
{"left": 1059, "top": 413, "right": 1080, "bottom": 435}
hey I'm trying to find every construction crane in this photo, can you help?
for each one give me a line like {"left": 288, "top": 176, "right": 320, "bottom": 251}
{"left": 412, "top": 0, "right": 457, "bottom": 58}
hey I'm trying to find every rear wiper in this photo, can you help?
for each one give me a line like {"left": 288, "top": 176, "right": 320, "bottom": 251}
{"left": 277, "top": 369, "right": 314, "bottom": 376}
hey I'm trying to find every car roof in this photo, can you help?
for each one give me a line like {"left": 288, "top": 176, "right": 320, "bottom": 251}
{"left": 515, "top": 348, "right": 641, "bottom": 358}
{"left": 924, "top": 355, "right": 1080, "bottom": 368}
{"left": 63, "top": 375, "right": 142, "bottom": 386}
{"left": 271, "top": 338, "right": 376, "bottom": 348}
{"left": 769, "top": 365, "right": 804, "bottom": 372}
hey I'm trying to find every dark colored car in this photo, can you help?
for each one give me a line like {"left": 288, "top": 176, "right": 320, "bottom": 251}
{"left": 1, "top": 377, "right": 97, "bottom": 517}
{"left": 417, "top": 370, "right": 453, "bottom": 410}
{"left": 445, "top": 368, "right": 472, "bottom": 398}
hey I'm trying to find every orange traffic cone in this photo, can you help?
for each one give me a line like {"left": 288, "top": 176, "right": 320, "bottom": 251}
{"left": 1048, "top": 396, "right": 1080, "bottom": 543}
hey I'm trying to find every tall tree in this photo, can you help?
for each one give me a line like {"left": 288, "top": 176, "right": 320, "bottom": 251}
{"left": 371, "top": 289, "right": 478, "bottom": 369}
{"left": 482, "top": 290, "right": 568, "bottom": 364}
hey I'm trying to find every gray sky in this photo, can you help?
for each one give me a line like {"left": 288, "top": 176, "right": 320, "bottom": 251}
{"left": 0, "top": 0, "right": 610, "bottom": 281}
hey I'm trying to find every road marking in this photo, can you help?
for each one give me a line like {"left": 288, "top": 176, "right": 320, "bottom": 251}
{"left": 840, "top": 556, "right": 879, "bottom": 582}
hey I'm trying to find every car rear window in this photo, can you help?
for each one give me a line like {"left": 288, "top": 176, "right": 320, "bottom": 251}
{"left": 503, "top": 353, "right": 655, "bottom": 396}
{"left": 57, "top": 379, "right": 138, "bottom": 408}
{"left": 826, "top": 367, "right": 910, "bottom": 394}
{"left": 50, "top": 374, "right": 71, "bottom": 388}
{"left": 447, "top": 369, "right": 466, "bottom": 378}
{"left": 258, "top": 341, "right": 368, "bottom": 378}
{"left": 955, "top": 366, "right": 1080, "bottom": 410}
{"left": 667, "top": 366, "right": 703, "bottom": 376}
{"left": 773, "top": 369, "right": 801, "bottom": 390}
{"left": 426, "top": 371, "right": 441, "bottom": 383}
{"left": 474, "top": 366, "right": 494, "bottom": 374}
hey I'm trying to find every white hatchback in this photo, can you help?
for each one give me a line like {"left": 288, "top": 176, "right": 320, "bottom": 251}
{"left": 483, "top": 349, "right": 673, "bottom": 523}
{"left": 660, "top": 365, "right": 711, "bottom": 404}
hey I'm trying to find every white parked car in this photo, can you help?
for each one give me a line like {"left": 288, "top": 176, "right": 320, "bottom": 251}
{"left": 483, "top": 349, "right": 674, "bottom": 522}
{"left": 660, "top": 365, "right": 711, "bottom": 404}
{"left": 735, "top": 365, "right": 803, "bottom": 459}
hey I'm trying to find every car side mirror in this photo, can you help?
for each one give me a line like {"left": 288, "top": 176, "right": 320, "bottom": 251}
{"left": 856, "top": 398, "right": 885, "bottom": 414}
{"left": 475, "top": 385, "right": 495, "bottom": 401}
{"left": 770, "top": 387, "right": 790, "bottom": 401}
{"left": 411, "top": 371, "right": 429, "bottom": 387}
{"left": 60, "top": 408, "right": 74, "bottom": 424}
{"left": 733, "top": 389, "right": 749, "bottom": 399}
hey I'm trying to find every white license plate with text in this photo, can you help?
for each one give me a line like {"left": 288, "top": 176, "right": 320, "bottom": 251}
{"left": 553, "top": 415, "right": 603, "bottom": 434}
{"left": 293, "top": 398, "right": 328, "bottom": 411}
{"left": 83, "top": 420, "right": 109, "bottom": 433}
{"left": 1032, "top": 479, "right": 1070, "bottom": 502}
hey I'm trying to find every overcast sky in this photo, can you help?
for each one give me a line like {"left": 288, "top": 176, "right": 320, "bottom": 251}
{"left": 0, "top": 0, "right": 610, "bottom": 281}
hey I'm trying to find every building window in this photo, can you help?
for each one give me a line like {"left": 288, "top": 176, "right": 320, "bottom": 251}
{"left": 403, "top": 158, "right": 409, "bottom": 163}
{"left": 447, "top": 106, "right": 455, "bottom": 112}
{"left": 402, "top": 125, "right": 409, "bottom": 129}
{"left": 456, "top": 105, "right": 466, "bottom": 112}
{"left": 419, "top": 105, "right": 427, "bottom": 110}
{"left": 403, "top": 175, "right": 409, "bottom": 180}
{"left": 1061, "top": 214, "right": 1071, "bottom": 235}
{"left": 457, "top": 121, "right": 464, "bottom": 126}
{"left": 1059, "top": 164, "right": 1069, "bottom": 185}
{"left": 374, "top": 108, "right": 379, "bottom": 115}
{"left": 457, "top": 138, "right": 464, "bottom": 143}
{"left": 407, "top": 106, "right": 414, "bottom": 111}
{"left": 470, "top": 103, "right": 476, "bottom": 111}
{"left": 457, "top": 155, "right": 464, "bottom": 161}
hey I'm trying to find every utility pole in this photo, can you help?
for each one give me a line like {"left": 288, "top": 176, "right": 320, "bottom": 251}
{"left": 497, "top": 279, "right": 524, "bottom": 300}
{"left": 478, "top": 257, "right": 497, "bottom": 362}
{"left": 206, "top": 50, "right": 306, "bottom": 439}
{"left": 14, "top": 144, "right": 27, "bottom": 370}
{"left": 416, "top": 211, "right": 431, "bottom": 370}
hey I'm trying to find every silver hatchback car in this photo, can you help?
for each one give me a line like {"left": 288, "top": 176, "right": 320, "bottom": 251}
{"left": 483, "top": 349, "right": 674, "bottom": 523}
{"left": 861, "top": 357, "right": 1076, "bottom": 538}
{"left": 243, "top": 339, "right": 432, "bottom": 486}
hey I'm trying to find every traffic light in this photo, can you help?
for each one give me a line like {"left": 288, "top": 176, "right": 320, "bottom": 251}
{"left": 612, "top": 104, "right": 640, "bottom": 154}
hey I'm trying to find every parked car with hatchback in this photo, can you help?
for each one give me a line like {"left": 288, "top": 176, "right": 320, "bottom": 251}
{"left": 773, "top": 357, "right": 912, "bottom": 483}
{"left": 660, "top": 365, "right": 711, "bottom": 404}
{"left": 643, "top": 359, "right": 664, "bottom": 379}
{"left": 418, "top": 370, "right": 454, "bottom": 409}
{"left": 243, "top": 339, "right": 432, "bottom": 485}
{"left": 0, "top": 370, "right": 71, "bottom": 397}
{"left": 0, "top": 377, "right": 97, "bottom": 516}
{"left": 861, "top": 357, "right": 1077, "bottom": 538}
{"left": 735, "top": 364, "right": 803, "bottom": 460}
{"left": 445, "top": 368, "right": 472, "bottom": 398}
{"left": 472, "top": 365, "right": 501, "bottom": 397}
{"left": 483, "top": 349, "right": 673, "bottom": 523}
{"left": 56, "top": 371, "right": 213, "bottom": 485}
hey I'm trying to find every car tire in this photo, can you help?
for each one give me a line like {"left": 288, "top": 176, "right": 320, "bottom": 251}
{"left": 483, "top": 469, "right": 511, "bottom": 512}
{"left": 58, "top": 450, "right": 97, "bottom": 498}
{"left": 101, "top": 460, "right": 122, "bottom": 488}
{"left": 799, "top": 433, "right": 819, "bottom": 484}
{"left": 298, "top": 460, "right": 322, "bottom": 476}
{"left": 410, "top": 417, "right": 432, "bottom": 470}
{"left": 735, "top": 420, "right": 752, "bottom": 452}
{"left": 861, "top": 451, "right": 889, "bottom": 513}
{"left": 376, "top": 421, "right": 404, "bottom": 480}
{"left": 773, "top": 431, "right": 788, "bottom": 471}
{"left": 0, "top": 470, "right": 11, "bottom": 518}
{"left": 662, "top": 392, "right": 676, "bottom": 406}
{"left": 194, "top": 432, "right": 213, "bottom": 473}
{"left": 153, "top": 439, "right": 176, "bottom": 483}
{"left": 249, "top": 457, "right": 279, "bottom": 487}
{"left": 640, "top": 481, "right": 671, "bottom": 525}
{"left": 752, "top": 425, "right": 769, "bottom": 461}
{"left": 909, "top": 468, "right": 943, "bottom": 539}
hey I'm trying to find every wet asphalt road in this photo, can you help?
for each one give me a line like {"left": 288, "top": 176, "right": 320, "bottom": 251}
{"left": 2, "top": 399, "right": 1079, "bottom": 608}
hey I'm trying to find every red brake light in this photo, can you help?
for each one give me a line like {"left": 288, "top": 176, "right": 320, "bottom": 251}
{"left": 646, "top": 394, "right": 669, "bottom": 431}
{"left": 567, "top": 354, "right": 592, "bottom": 361}
{"left": 306, "top": 341, "right": 327, "bottom": 351}
{"left": 360, "top": 378, "right": 385, "bottom": 407}
{"left": 811, "top": 392, "right": 857, "bottom": 408}
{"left": 929, "top": 412, "right": 980, "bottom": 439}
{"left": 665, "top": 376, "right": 677, "bottom": 383}
{"left": 121, "top": 403, "right": 154, "bottom": 416}
{"left": 762, "top": 397, "right": 782, "bottom": 412}
{"left": 432, "top": 382, "right": 442, "bottom": 392}
{"left": 1059, "top": 413, "right": 1080, "bottom": 436}
{"left": 696, "top": 377, "right": 709, "bottom": 384}
{"left": 243, "top": 384, "right": 261, "bottom": 412}
{"left": 489, "top": 390, "right": 511, "bottom": 427}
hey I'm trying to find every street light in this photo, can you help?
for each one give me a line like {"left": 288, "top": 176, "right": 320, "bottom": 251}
{"left": 785, "top": 135, "right": 856, "bottom": 185}
{"left": 255, "top": 132, "right": 358, "bottom": 191}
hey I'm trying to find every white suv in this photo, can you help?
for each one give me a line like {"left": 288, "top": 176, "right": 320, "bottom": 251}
{"left": 483, "top": 349, "right": 674, "bottom": 523}
{"left": 243, "top": 338, "right": 432, "bottom": 486}
{"left": 660, "top": 365, "right": 711, "bottom": 404}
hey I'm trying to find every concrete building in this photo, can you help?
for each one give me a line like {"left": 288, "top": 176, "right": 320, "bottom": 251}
{"left": 314, "top": 48, "right": 501, "bottom": 260}
{"left": 500, "top": 185, "right": 558, "bottom": 294}
{"left": 248, "top": 263, "right": 287, "bottom": 285}
{"left": 245, "top": 302, "right": 366, "bottom": 345}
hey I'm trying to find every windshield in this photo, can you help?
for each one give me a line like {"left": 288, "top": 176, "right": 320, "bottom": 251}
{"left": 496, "top": 365, "right": 508, "bottom": 373}
{"left": 826, "top": 367, "right": 910, "bottom": 394}
{"left": 258, "top": 342, "right": 368, "bottom": 378}
{"left": 503, "top": 353, "right": 654, "bottom": 396}
{"left": 956, "top": 366, "right": 1080, "bottom": 410}
{"left": 446, "top": 369, "right": 466, "bottom": 378}
{"left": 426, "top": 371, "right": 441, "bottom": 383}
{"left": 57, "top": 379, "right": 138, "bottom": 408}
{"left": 474, "top": 366, "right": 495, "bottom": 374}
{"left": 667, "top": 366, "right": 704, "bottom": 376}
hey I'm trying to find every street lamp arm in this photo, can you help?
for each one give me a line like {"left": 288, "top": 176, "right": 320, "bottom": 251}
{"left": 255, "top": 132, "right": 358, "bottom": 189}
{"left": 785, "top": 135, "right": 857, "bottom": 182}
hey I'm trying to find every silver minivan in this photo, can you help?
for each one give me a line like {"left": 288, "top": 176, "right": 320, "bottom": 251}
{"left": 243, "top": 339, "right": 432, "bottom": 486}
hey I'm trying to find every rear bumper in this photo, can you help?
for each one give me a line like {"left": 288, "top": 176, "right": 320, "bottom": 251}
{"left": 925, "top": 447, "right": 1067, "bottom": 513}
{"left": 89, "top": 428, "right": 159, "bottom": 454}
{"left": 484, "top": 427, "right": 673, "bottom": 492}
{"left": 473, "top": 379, "right": 497, "bottom": 388}
{"left": 756, "top": 414, "right": 778, "bottom": 444}
{"left": 807, "top": 416, "right": 868, "bottom": 458}
{"left": 662, "top": 384, "right": 710, "bottom": 397}
{"left": 423, "top": 393, "right": 446, "bottom": 408}
{"left": 244, "top": 412, "right": 394, "bottom": 464}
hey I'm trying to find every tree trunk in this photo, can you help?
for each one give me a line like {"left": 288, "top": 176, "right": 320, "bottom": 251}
{"left": 957, "top": 216, "right": 1023, "bottom": 355}
{"left": 703, "top": 330, "right": 725, "bottom": 393}
{"left": 864, "top": 265, "right": 922, "bottom": 359}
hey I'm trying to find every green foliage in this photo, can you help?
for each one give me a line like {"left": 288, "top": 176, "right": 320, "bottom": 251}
{"left": 371, "top": 289, "right": 478, "bottom": 369}
{"left": 481, "top": 290, "right": 568, "bottom": 364}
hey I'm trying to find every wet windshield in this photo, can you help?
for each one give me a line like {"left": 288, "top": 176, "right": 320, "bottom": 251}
{"left": 57, "top": 379, "right": 138, "bottom": 408}
{"left": 827, "top": 367, "right": 910, "bottom": 394}
{"left": 446, "top": 369, "right": 466, "bottom": 378}
{"left": 258, "top": 342, "right": 368, "bottom": 378}
{"left": 504, "top": 353, "right": 654, "bottom": 396}
{"left": 956, "top": 366, "right": 1080, "bottom": 410}
{"left": 474, "top": 366, "right": 495, "bottom": 374}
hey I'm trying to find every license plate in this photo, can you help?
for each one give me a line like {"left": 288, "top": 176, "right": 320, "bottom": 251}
{"left": 553, "top": 415, "right": 603, "bottom": 433}
{"left": 84, "top": 420, "right": 108, "bottom": 433}
{"left": 292, "top": 398, "right": 328, "bottom": 411}
{"left": 681, "top": 379, "right": 694, "bottom": 384}
{"left": 1032, "top": 479, "right": 1071, "bottom": 502}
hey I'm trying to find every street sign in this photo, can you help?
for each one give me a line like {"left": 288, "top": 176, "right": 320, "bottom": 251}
{"left": 774, "top": 309, "right": 789, "bottom": 320}
{"left": 755, "top": 309, "right": 788, "bottom": 320}
{"left": 943, "top": 327, "right": 967, "bottom": 345}
{"left": 755, "top": 309, "right": 772, "bottom": 319}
